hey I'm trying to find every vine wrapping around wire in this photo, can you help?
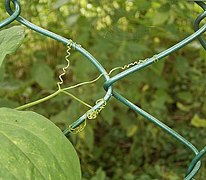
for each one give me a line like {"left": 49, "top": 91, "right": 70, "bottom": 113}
{"left": 68, "top": 98, "right": 107, "bottom": 134}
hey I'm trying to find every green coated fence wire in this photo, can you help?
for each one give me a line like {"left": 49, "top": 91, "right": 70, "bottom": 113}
{"left": 1, "top": 0, "right": 206, "bottom": 179}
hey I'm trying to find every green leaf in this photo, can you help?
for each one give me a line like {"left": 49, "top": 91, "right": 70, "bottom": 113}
{"left": 91, "top": 168, "right": 106, "bottom": 180}
{"left": 0, "top": 26, "right": 25, "bottom": 67}
{"left": 101, "top": 103, "right": 114, "bottom": 125}
{"left": 0, "top": 108, "right": 81, "bottom": 179}
{"left": 175, "top": 56, "right": 189, "bottom": 75}
{"left": 152, "top": 11, "right": 169, "bottom": 25}
{"left": 123, "top": 173, "right": 135, "bottom": 180}
{"left": 79, "top": 125, "right": 94, "bottom": 151}
{"left": 0, "top": 64, "right": 5, "bottom": 82}
{"left": 150, "top": 61, "right": 165, "bottom": 76}
{"left": 126, "top": 125, "right": 138, "bottom": 137}
{"left": 67, "top": 14, "right": 80, "bottom": 28}
{"left": 191, "top": 114, "right": 206, "bottom": 128}
{"left": 176, "top": 102, "right": 191, "bottom": 112}
{"left": 53, "top": 0, "right": 70, "bottom": 9}
{"left": 177, "top": 91, "right": 193, "bottom": 103}
{"left": 0, "top": 98, "right": 19, "bottom": 108}
{"left": 50, "top": 109, "right": 71, "bottom": 129}
{"left": 31, "top": 63, "right": 55, "bottom": 89}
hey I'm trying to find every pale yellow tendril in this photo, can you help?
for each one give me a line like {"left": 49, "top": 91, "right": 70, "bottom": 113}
{"left": 67, "top": 99, "right": 107, "bottom": 134}
{"left": 110, "top": 54, "right": 158, "bottom": 72}
{"left": 57, "top": 40, "right": 73, "bottom": 90}
{"left": 63, "top": 74, "right": 103, "bottom": 91}
{"left": 61, "top": 90, "right": 92, "bottom": 108}
{"left": 68, "top": 120, "right": 87, "bottom": 134}
{"left": 86, "top": 98, "right": 107, "bottom": 120}
{"left": 121, "top": 58, "right": 148, "bottom": 70}
{"left": 153, "top": 55, "right": 159, "bottom": 63}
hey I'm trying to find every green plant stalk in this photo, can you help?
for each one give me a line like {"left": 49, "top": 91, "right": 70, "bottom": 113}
{"left": 61, "top": 90, "right": 92, "bottom": 108}
{"left": 15, "top": 88, "right": 92, "bottom": 110}
{"left": 15, "top": 90, "right": 60, "bottom": 110}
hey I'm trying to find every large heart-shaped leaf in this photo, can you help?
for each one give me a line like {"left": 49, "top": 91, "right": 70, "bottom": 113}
{"left": 0, "top": 108, "right": 81, "bottom": 180}
{"left": 0, "top": 26, "right": 25, "bottom": 67}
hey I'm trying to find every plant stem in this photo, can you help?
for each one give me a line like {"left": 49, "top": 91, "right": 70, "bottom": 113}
{"left": 61, "top": 90, "right": 92, "bottom": 108}
{"left": 15, "top": 90, "right": 61, "bottom": 110}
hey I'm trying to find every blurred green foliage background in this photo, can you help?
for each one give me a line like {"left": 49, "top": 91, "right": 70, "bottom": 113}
{"left": 0, "top": 0, "right": 206, "bottom": 179}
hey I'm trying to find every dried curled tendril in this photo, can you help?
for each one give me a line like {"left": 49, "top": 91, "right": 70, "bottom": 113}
{"left": 86, "top": 99, "right": 107, "bottom": 120}
{"left": 57, "top": 40, "right": 73, "bottom": 90}
{"left": 121, "top": 59, "right": 148, "bottom": 69}
{"left": 68, "top": 99, "right": 107, "bottom": 134}
{"left": 121, "top": 55, "right": 158, "bottom": 70}
{"left": 68, "top": 121, "right": 87, "bottom": 134}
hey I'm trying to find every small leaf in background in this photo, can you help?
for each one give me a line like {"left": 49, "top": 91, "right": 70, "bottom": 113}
{"left": 152, "top": 3, "right": 170, "bottom": 26}
{"left": 91, "top": 168, "right": 106, "bottom": 180}
{"left": 79, "top": 125, "right": 94, "bottom": 151}
{"left": 101, "top": 103, "right": 114, "bottom": 125}
{"left": 0, "top": 98, "right": 19, "bottom": 108}
{"left": 175, "top": 56, "right": 189, "bottom": 75}
{"left": 126, "top": 125, "right": 138, "bottom": 137}
{"left": 177, "top": 91, "right": 193, "bottom": 103}
{"left": 138, "top": 174, "right": 152, "bottom": 180}
{"left": 191, "top": 114, "right": 206, "bottom": 128}
{"left": 0, "top": 80, "right": 23, "bottom": 93}
{"left": 53, "top": 0, "right": 70, "bottom": 9}
{"left": 73, "top": 58, "right": 96, "bottom": 80}
{"left": 50, "top": 109, "right": 71, "bottom": 129}
{"left": 176, "top": 102, "right": 191, "bottom": 112}
{"left": 152, "top": 11, "right": 169, "bottom": 25}
{"left": 0, "top": 108, "right": 81, "bottom": 179}
{"left": 67, "top": 14, "right": 80, "bottom": 28}
{"left": 31, "top": 63, "right": 55, "bottom": 89}
{"left": 150, "top": 61, "right": 165, "bottom": 76}
{"left": 0, "top": 26, "right": 25, "bottom": 67}
{"left": 123, "top": 173, "right": 135, "bottom": 180}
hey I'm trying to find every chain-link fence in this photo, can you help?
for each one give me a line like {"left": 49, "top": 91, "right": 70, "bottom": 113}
{"left": 1, "top": 0, "right": 206, "bottom": 179}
